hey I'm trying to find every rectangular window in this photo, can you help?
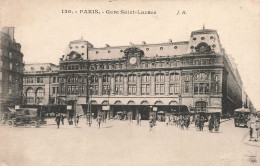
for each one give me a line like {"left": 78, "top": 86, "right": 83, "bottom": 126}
{"left": 128, "top": 85, "right": 137, "bottom": 95}
{"left": 53, "top": 77, "right": 56, "bottom": 83}
{"left": 141, "top": 84, "right": 150, "bottom": 95}
{"left": 102, "top": 85, "right": 110, "bottom": 95}
{"left": 37, "top": 77, "right": 43, "bottom": 83}
{"left": 185, "top": 83, "right": 189, "bottom": 93}
{"left": 155, "top": 84, "right": 164, "bottom": 95}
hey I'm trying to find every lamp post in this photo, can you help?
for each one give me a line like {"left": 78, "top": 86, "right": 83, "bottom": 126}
{"left": 178, "top": 93, "right": 181, "bottom": 115}
{"left": 48, "top": 68, "right": 53, "bottom": 113}
{"left": 107, "top": 88, "right": 111, "bottom": 121}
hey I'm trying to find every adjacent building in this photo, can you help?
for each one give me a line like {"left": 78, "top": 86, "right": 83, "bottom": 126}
{"left": 0, "top": 27, "right": 24, "bottom": 120}
{"left": 23, "top": 28, "right": 253, "bottom": 119}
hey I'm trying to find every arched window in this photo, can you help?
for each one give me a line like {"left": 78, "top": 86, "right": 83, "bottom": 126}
{"left": 195, "top": 101, "right": 207, "bottom": 112}
{"left": 26, "top": 88, "right": 35, "bottom": 104}
{"left": 36, "top": 88, "right": 44, "bottom": 97}
{"left": 36, "top": 88, "right": 44, "bottom": 104}
{"left": 26, "top": 88, "right": 34, "bottom": 97}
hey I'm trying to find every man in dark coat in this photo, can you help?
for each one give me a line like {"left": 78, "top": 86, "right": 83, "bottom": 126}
{"left": 199, "top": 116, "right": 205, "bottom": 131}
{"left": 208, "top": 115, "right": 214, "bottom": 132}
{"left": 61, "top": 114, "right": 64, "bottom": 125}
{"left": 97, "top": 115, "right": 102, "bottom": 129}
{"left": 55, "top": 114, "right": 61, "bottom": 129}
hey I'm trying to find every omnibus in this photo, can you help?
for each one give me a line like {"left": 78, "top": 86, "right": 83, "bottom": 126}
{"left": 234, "top": 108, "right": 250, "bottom": 127}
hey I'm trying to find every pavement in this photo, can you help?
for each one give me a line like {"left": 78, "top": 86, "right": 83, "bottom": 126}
{"left": 0, "top": 118, "right": 259, "bottom": 166}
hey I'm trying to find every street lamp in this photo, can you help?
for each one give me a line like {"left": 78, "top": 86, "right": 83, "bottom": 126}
{"left": 178, "top": 93, "right": 181, "bottom": 115}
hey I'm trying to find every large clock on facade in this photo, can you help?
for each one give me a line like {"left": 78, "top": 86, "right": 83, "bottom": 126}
{"left": 129, "top": 57, "right": 137, "bottom": 65}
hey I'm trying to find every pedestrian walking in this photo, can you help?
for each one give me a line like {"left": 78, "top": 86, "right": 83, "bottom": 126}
{"left": 256, "top": 119, "right": 260, "bottom": 141}
{"left": 149, "top": 117, "right": 154, "bottom": 133}
{"left": 136, "top": 113, "right": 141, "bottom": 126}
{"left": 165, "top": 115, "right": 169, "bottom": 126}
{"left": 208, "top": 115, "right": 214, "bottom": 132}
{"left": 55, "top": 114, "right": 61, "bottom": 129}
{"left": 97, "top": 115, "right": 102, "bottom": 129}
{"left": 61, "top": 114, "right": 64, "bottom": 125}
{"left": 214, "top": 117, "right": 220, "bottom": 132}
{"left": 249, "top": 122, "right": 254, "bottom": 141}
{"left": 180, "top": 116, "right": 185, "bottom": 130}
{"left": 199, "top": 116, "right": 205, "bottom": 131}
{"left": 185, "top": 116, "right": 190, "bottom": 130}
{"left": 195, "top": 115, "right": 200, "bottom": 131}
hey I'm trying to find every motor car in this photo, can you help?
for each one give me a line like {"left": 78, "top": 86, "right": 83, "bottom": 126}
{"left": 7, "top": 108, "right": 46, "bottom": 127}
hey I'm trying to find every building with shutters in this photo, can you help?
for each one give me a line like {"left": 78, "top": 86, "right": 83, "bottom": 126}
{"left": 23, "top": 28, "right": 253, "bottom": 119}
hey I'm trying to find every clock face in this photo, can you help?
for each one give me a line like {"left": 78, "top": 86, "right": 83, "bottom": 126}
{"left": 129, "top": 57, "right": 137, "bottom": 65}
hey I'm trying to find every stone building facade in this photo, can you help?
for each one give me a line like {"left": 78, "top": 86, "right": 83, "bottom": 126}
{"left": 0, "top": 27, "right": 24, "bottom": 119}
{"left": 23, "top": 28, "right": 252, "bottom": 119}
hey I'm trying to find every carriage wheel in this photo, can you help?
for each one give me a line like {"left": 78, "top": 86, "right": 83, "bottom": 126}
{"left": 8, "top": 121, "right": 13, "bottom": 127}
{"left": 30, "top": 122, "right": 37, "bottom": 128}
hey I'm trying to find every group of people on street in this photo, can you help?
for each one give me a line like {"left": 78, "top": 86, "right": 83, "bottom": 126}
{"left": 55, "top": 114, "right": 80, "bottom": 129}
{"left": 249, "top": 113, "right": 260, "bottom": 141}
{"left": 208, "top": 114, "right": 220, "bottom": 132}
{"left": 163, "top": 113, "right": 221, "bottom": 133}
{"left": 165, "top": 114, "right": 191, "bottom": 130}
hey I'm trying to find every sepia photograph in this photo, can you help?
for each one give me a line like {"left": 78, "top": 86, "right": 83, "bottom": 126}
{"left": 0, "top": 0, "right": 260, "bottom": 166}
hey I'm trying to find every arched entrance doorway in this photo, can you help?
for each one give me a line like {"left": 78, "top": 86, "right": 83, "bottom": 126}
{"left": 195, "top": 101, "right": 207, "bottom": 112}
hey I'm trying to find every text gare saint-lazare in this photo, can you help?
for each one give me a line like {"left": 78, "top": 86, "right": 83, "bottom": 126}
{"left": 61, "top": 9, "right": 157, "bottom": 14}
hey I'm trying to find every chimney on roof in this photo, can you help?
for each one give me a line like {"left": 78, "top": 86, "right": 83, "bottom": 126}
{"left": 168, "top": 39, "right": 172, "bottom": 43}
{"left": 142, "top": 41, "right": 146, "bottom": 45}
{"left": 105, "top": 44, "right": 110, "bottom": 47}
{"left": 2, "top": 27, "right": 15, "bottom": 43}
{"left": 130, "top": 42, "right": 134, "bottom": 46}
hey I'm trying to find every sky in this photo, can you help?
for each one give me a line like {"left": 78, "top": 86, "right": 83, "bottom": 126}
{"left": 0, "top": 0, "right": 260, "bottom": 109}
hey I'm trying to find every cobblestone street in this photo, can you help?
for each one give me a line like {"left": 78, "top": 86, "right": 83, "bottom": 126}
{"left": 0, "top": 119, "right": 259, "bottom": 166}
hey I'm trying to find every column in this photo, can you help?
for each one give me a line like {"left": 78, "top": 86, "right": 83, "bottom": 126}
{"left": 110, "top": 74, "right": 115, "bottom": 96}
{"left": 150, "top": 72, "right": 155, "bottom": 95}
{"left": 219, "top": 70, "right": 223, "bottom": 93}
{"left": 165, "top": 72, "right": 169, "bottom": 96}
{"left": 123, "top": 74, "right": 128, "bottom": 96}
{"left": 137, "top": 73, "right": 141, "bottom": 96}
{"left": 98, "top": 74, "right": 102, "bottom": 96}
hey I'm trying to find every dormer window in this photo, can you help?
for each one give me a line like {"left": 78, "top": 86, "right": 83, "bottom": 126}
{"left": 160, "top": 47, "right": 163, "bottom": 50}
{"left": 190, "top": 46, "right": 194, "bottom": 49}
{"left": 40, "top": 66, "right": 44, "bottom": 71}
{"left": 108, "top": 50, "right": 111, "bottom": 53}
{"left": 96, "top": 51, "right": 99, "bottom": 54}
{"left": 146, "top": 48, "right": 149, "bottom": 51}
{"left": 75, "top": 46, "right": 78, "bottom": 49}
{"left": 174, "top": 46, "right": 178, "bottom": 49}
{"left": 81, "top": 46, "right": 84, "bottom": 48}
{"left": 210, "top": 36, "right": 214, "bottom": 39}
{"left": 212, "top": 44, "right": 216, "bottom": 48}
{"left": 193, "top": 37, "right": 196, "bottom": 40}
{"left": 201, "top": 37, "right": 205, "bottom": 40}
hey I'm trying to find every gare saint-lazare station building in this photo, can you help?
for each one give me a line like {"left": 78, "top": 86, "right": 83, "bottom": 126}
{"left": 23, "top": 28, "right": 252, "bottom": 119}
